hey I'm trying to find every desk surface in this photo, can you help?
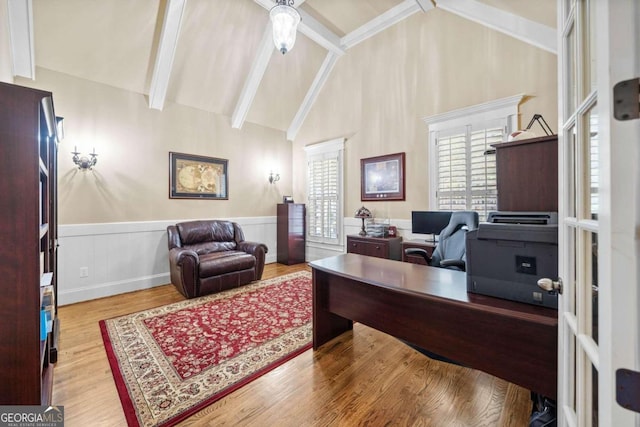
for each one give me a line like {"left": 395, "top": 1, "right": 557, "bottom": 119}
{"left": 310, "top": 253, "right": 557, "bottom": 325}
{"left": 310, "top": 253, "right": 558, "bottom": 397}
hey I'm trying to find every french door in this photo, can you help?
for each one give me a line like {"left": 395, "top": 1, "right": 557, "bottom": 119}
{"left": 557, "top": 1, "right": 639, "bottom": 426}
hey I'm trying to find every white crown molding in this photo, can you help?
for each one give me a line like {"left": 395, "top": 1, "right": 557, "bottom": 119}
{"left": 287, "top": 51, "right": 340, "bottom": 141}
{"left": 231, "top": 24, "right": 274, "bottom": 129}
{"left": 436, "top": 0, "right": 557, "bottom": 54}
{"left": 148, "top": 0, "right": 187, "bottom": 110}
{"left": 7, "top": 0, "right": 35, "bottom": 79}
{"left": 303, "top": 137, "right": 345, "bottom": 155}
{"left": 422, "top": 94, "right": 525, "bottom": 130}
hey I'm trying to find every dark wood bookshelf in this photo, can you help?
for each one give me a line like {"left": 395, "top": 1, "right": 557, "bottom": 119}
{"left": 0, "top": 82, "right": 60, "bottom": 405}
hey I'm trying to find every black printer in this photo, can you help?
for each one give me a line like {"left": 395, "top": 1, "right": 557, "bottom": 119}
{"left": 466, "top": 211, "right": 558, "bottom": 309}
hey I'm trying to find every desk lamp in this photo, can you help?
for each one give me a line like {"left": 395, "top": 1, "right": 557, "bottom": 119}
{"left": 354, "top": 206, "right": 372, "bottom": 236}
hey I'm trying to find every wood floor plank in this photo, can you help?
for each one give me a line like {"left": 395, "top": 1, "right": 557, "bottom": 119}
{"left": 52, "top": 263, "right": 532, "bottom": 426}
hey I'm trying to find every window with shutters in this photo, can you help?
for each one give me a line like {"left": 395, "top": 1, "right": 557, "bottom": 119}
{"left": 304, "top": 138, "right": 344, "bottom": 245}
{"left": 435, "top": 126, "right": 501, "bottom": 220}
{"left": 425, "top": 95, "right": 524, "bottom": 221}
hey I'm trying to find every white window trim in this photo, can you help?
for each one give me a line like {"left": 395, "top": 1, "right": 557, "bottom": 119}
{"left": 304, "top": 137, "right": 345, "bottom": 245}
{"left": 423, "top": 94, "right": 524, "bottom": 208}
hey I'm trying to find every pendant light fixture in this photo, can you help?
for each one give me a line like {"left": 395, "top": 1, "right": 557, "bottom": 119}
{"left": 269, "top": 0, "right": 301, "bottom": 55}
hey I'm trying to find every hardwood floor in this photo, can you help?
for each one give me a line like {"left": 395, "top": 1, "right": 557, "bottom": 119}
{"left": 52, "top": 263, "right": 532, "bottom": 426}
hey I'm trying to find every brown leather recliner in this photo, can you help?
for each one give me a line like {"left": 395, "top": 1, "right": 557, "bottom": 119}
{"left": 167, "top": 220, "right": 268, "bottom": 298}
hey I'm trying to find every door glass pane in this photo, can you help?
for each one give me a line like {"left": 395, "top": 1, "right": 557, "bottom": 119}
{"left": 587, "top": 106, "right": 599, "bottom": 219}
{"left": 590, "top": 232, "right": 599, "bottom": 344}
{"left": 569, "top": 227, "right": 577, "bottom": 314}
{"left": 566, "top": 22, "right": 577, "bottom": 116}
{"left": 592, "top": 363, "right": 599, "bottom": 426}
{"left": 568, "top": 125, "right": 577, "bottom": 218}
{"left": 586, "top": 0, "right": 598, "bottom": 92}
{"left": 571, "top": 335, "right": 577, "bottom": 411}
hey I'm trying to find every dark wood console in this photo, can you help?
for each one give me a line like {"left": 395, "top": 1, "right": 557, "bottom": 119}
{"left": 402, "top": 239, "right": 437, "bottom": 265}
{"left": 310, "top": 254, "right": 558, "bottom": 398}
{"left": 277, "top": 203, "right": 306, "bottom": 265}
{"left": 346, "top": 235, "right": 402, "bottom": 261}
{"left": 493, "top": 135, "right": 558, "bottom": 212}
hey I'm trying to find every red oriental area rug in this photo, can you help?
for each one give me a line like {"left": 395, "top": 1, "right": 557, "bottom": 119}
{"left": 99, "top": 271, "right": 312, "bottom": 427}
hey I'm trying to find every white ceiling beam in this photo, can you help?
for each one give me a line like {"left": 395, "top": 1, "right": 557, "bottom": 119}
{"left": 435, "top": 0, "right": 557, "bottom": 54}
{"left": 253, "top": 0, "right": 345, "bottom": 56}
{"left": 7, "top": 0, "right": 35, "bottom": 79}
{"left": 415, "top": 0, "right": 435, "bottom": 13}
{"left": 288, "top": 0, "right": 435, "bottom": 139}
{"left": 297, "top": 10, "right": 345, "bottom": 56}
{"left": 287, "top": 51, "right": 340, "bottom": 141}
{"left": 341, "top": 0, "right": 427, "bottom": 49}
{"left": 148, "top": 0, "right": 187, "bottom": 110}
{"left": 231, "top": 24, "right": 274, "bottom": 129}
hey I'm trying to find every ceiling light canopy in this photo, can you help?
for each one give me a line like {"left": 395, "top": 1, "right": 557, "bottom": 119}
{"left": 270, "top": 0, "right": 301, "bottom": 55}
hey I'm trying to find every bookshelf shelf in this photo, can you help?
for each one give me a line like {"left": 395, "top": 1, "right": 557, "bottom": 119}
{"left": 0, "top": 82, "right": 60, "bottom": 405}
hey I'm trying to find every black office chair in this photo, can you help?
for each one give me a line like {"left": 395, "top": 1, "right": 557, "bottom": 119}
{"left": 405, "top": 211, "right": 479, "bottom": 271}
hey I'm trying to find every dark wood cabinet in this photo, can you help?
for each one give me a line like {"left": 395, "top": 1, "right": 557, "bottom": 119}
{"left": 0, "top": 82, "right": 60, "bottom": 404}
{"left": 346, "top": 235, "right": 402, "bottom": 260}
{"left": 493, "top": 135, "right": 558, "bottom": 212}
{"left": 277, "top": 203, "right": 306, "bottom": 265}
{"left": 401, "top": 240, "right": 437, "bottom": 265}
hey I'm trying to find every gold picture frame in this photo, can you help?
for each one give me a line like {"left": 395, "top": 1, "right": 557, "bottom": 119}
{"left": 169, "top": 152, "right": 228, "bottom": 199}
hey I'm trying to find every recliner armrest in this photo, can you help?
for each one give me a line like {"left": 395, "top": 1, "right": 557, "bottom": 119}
{"left": 237, "top": 241, "right": 268, "bottom": 280}
{"left": 238, "top": 241, "right": 268, "bottom": 255}
{"left": 168, "top": 248, "right": 200, "bottom": 298}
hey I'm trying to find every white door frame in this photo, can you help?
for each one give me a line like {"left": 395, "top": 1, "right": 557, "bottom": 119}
{"left": 595, "top": 0, "right": 639, "bottom": 425}
{"left": 557, "top": 0, "right": 639, "bottom": 426}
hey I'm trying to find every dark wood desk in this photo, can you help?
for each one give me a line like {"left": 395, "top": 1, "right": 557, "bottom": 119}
{"left": 310, "top": 253, "right": 558, "bottom": 398}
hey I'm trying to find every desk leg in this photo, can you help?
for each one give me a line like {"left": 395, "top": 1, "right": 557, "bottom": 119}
{"left": 312, "top": 269, "right": 353, "bottom": 349}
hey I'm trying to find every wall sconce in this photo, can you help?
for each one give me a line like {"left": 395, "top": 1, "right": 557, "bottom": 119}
{"left": 72, "top": 146, "right": 98, "bottom": 171}
{"left": 268, "top": 171, "right": 280, "bottom": 184}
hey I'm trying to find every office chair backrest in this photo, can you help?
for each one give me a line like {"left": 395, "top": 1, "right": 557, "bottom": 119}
{"left": 431, "top": 211, "right": 479, "bottom": 270}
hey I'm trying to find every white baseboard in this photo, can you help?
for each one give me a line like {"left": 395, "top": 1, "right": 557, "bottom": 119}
{"left": 59, "top": 273, "right": 170, "bottom": 305}
{"left": 57, "top": 217, "right": 276, "bottom": 305}
{"left": 57, "top": 216, "right": 410, "bottom": 305}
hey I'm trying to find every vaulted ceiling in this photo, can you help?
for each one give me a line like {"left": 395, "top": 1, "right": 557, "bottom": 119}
{"left": 7, "top": 0, "right": 556, "bottom": 140}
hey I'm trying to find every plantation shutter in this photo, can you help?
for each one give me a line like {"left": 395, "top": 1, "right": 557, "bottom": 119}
{"left": 307, "top": 152, "right": 340, "bottom": 243}
{"left": 437, "top": 130, "right": 467, "bottom": 211}
{"left": 436, "top": 124, "right": 502, "bottom": 221}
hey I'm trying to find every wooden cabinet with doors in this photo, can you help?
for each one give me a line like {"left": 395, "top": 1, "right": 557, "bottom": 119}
{"left": 0, "top": 82, "right": 61, "bottom": 404}
{"left": 277, "top": 203, "right": 306, "bottom": 265}
{"left": 346, "top": 235, "right": 402, "bottom": 261}
{"left": 493, "top": 135, "right": 558, "bottom": 212}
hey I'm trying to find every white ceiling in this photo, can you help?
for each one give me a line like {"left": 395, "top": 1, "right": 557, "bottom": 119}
{"left": 7, "top": 0, "right": 556, "bottom": 140}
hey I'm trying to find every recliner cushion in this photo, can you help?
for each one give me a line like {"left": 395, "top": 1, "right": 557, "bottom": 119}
{"left": 177, "top": 220, "right": 236, "bottom": 246}
{"left": 198, "top": 251, "right": 255, "bottom": 277}
{"left": 189, "top": 241, "right": 237, "bottom": 255}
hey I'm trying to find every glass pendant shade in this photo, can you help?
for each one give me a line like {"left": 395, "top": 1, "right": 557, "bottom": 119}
{"left": 269, "top": 3, "right": 301, "bottom": 55}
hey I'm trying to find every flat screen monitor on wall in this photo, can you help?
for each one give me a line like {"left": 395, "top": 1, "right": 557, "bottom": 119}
{"left": 411, "top": 211, "right": 452, "bottom": 240}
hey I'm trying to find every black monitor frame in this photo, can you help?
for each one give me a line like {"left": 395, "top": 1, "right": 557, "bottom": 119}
{"left": 411, "top": 211, "right": 452, "bottom": 241}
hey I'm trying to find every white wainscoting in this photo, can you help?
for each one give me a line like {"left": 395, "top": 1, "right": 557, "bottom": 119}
{"left": 58, "top": 216, "right": 413, "bottom": 305}
{"left": 57, "top": 217, "right": 277, "bottom": 305}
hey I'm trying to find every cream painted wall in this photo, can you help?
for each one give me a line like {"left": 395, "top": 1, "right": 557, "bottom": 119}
{"left": 0, "top": 2, "right": 14, "bottom": 83}
{"left": 294, "top": 9, "right": 558, "bottom": 222}
{"left": 16, "top": 68, "right": 292, "bottom": 225}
